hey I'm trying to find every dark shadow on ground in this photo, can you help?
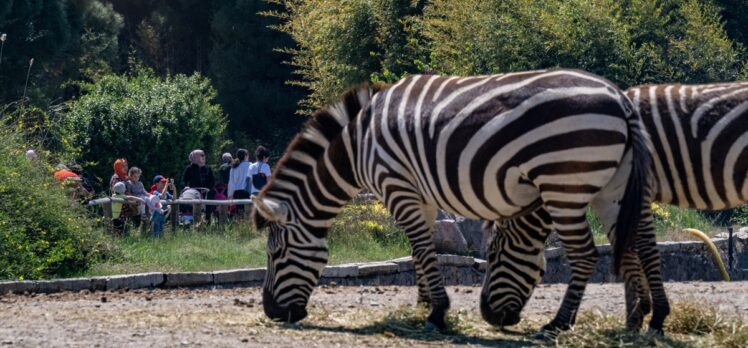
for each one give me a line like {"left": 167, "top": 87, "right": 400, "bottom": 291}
{"left": 278, "top": 308, "right": 536, "bottom": 347}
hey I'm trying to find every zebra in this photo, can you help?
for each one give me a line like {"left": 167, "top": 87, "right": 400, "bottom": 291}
{"left": 251, "top": 68, "right": 649, "bottom": 333}
{"left": 483, "top": 81, "right": 748, "bottom": 337}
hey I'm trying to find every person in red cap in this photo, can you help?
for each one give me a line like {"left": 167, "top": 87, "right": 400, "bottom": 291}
{"left": 150, "top": 175, "right": 175, "bottom": 200}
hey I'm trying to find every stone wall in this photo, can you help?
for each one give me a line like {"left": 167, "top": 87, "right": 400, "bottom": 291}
{"left": 1, "top": 234, "right": 746, "bottom": 295}
{"left": 542, "top": 232, "right": 748, "bottom": 284}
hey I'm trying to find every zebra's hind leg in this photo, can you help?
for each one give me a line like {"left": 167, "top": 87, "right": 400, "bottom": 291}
{"left": 621, "top": 251, "right": 652, "bottom": 331}
{"left": 535, "top": 209, "right": 599, "bottom": 340}
{"left": 388, "top": 201, "right": 450, "bottom": 332}
{"left": 634, "top": 207, "right": 670, "bottom": 335}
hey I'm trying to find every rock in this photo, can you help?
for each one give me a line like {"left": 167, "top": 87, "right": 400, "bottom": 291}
{"left": 436, "top": 210, "right": 453, "bottom": 220}
{"left": 546, "top": 232, "right": 562, "bottom": 248}
{"left": 433, "top": 220, "right": 468, "bottom": 255}
{"left": 453, "top": 216, "right": 488, "bottom": 257}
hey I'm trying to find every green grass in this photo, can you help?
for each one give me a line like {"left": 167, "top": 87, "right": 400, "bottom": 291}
{"left": 76, "top": 202, "right": 411, "bottom": 277}
{"left": 590, "top": 204, "right": 719, "bottom": 245}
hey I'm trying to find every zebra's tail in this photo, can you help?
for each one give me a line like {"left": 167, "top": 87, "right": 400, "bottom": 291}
{"left": 612, "top": 110, "right": 651, "bottom": 275}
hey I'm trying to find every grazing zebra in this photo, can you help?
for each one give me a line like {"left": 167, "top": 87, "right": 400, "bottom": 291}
{"left": 251, "top": 69, "right": 649, "bottom": 333}
{"left": 484, "top": 81, "right": 748, "bottom": 337}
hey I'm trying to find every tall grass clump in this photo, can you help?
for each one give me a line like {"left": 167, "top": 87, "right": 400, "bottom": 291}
{"left": 0, "top": 127, "right": 107, "bottom": 280}
{"left": 327, "top": 201, "right": 411, "bottom": 265}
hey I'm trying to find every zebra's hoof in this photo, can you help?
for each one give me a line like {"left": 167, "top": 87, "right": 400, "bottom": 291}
{"left": 532, "top": 331, "right": 554, "bottom": 342}
{"left": 645, "top": 327, "right": 665, "bottom": 338}
{"left": 424, "top": 321, "right": 438, "bottom": 333}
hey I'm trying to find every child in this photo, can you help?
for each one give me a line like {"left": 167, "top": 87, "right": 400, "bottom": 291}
{"left": 111, "top": 182, "right": 144, "bottom": 235}
{"left": 148, "top": 195, "right": 170, "bottom": 238}
{"left": 126, "top": 167, "right": 150, "bottom": 220}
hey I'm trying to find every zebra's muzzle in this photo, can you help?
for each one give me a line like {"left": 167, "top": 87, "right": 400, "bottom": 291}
{"left": 262, "top": 289, "right": 308, "bottom": 323}
{"left": 480, "top": 293, "right": 522, "bottom": 327}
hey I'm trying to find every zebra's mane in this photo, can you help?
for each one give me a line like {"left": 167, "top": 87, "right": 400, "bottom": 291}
{"left": 259, "top": 83, "right": 388, "bottom": 198}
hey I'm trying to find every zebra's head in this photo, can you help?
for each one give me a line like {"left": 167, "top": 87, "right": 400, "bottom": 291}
{"left": 252, "top": 195, "right": 329, "bottom": 324}
{"left": 480, "top": 216, "right": 549, "bottom": 327}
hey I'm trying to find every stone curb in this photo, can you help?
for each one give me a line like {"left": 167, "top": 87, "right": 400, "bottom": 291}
{"left": 164, "top": 272, "right": 214, "bottom": 288}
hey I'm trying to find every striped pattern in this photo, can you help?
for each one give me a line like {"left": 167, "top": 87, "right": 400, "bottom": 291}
{"left": 252, "top": 69, "right": 648, "bottom": 333}
{"left": 486, "top": 82, "right": 748, "bottom": 335}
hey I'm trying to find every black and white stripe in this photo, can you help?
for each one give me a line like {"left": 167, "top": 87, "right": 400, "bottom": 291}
{"left": 252, "top": 68, "right": 648, "bottom": 334}
{"left": 486, "top": 82, "right": 748, "bottom": 336}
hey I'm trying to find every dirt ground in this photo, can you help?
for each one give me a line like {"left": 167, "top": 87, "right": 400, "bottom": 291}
{"left": 0, "top": 281, "right": 746, "bottom": 347}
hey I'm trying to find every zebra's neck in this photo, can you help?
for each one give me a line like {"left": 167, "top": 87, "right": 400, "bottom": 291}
{"left": 260, "top": 85, "right": 383, "bottom": 233}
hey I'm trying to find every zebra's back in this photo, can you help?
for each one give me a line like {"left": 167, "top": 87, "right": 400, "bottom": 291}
{"left": 357, "top": 69, "right": 634, "bottom": 220}
{"left": 627, "top": 83, "right": 748, "bottom": 210}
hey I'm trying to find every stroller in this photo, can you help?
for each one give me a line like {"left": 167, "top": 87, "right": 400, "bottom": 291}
{"left": 177, "top": 187, "right": 211, "bottom": 228}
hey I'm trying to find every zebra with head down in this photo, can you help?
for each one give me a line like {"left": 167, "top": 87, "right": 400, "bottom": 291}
{"left": 251, "top": 68, "right": 649, "bottom": 336}
{"left": 483, "top": 81, "right": 748, "bottom": 338}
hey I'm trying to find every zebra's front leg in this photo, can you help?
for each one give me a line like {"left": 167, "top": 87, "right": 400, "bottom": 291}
{"left": 415, "top": 262, "right": 431, "bottom": 306}
{"left": 391, "top": 203, "right": 450, "bottom": 332}
{"left": 535, "top": 211, "right": 599, "bottom": 340}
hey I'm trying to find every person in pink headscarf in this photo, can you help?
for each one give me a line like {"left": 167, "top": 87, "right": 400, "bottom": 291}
{"left": 181, "top": 149, "right": 214, "bottom": 190}
{"left": 181, "top": 149, "right": 216, "bottom": 224}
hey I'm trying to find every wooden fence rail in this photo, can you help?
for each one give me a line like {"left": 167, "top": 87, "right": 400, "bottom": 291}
{"left": 87, "top": 197, "right": 254, "bottom": 231}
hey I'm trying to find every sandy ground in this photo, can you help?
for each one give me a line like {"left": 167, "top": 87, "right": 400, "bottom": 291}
{"left": 0, "top": 281, "right": 746, "bottom": 347}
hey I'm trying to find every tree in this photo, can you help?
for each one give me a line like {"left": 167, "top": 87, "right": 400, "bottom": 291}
{"left": 209, "top": 0, "right": 305, "bottom": 146}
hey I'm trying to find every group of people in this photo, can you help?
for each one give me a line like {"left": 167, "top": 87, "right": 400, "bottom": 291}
{"left": 108, "top": 158, "right": 176, "bottom": 237}
{"left": 103, "top": 145, "right": 272, "bottom": 237}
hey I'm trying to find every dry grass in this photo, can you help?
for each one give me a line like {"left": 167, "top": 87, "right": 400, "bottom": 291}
{"left": 242, "top": 301, "right": 747, "bottom": 347}
{"left": 554, "top": 302, "right": 748, "bottom": 348}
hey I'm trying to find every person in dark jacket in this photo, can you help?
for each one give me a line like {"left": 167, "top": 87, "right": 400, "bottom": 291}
{"left": 182, "top": 149, "right": 216, "bottom": 224}
{"left": 218, "top": 152, "right": 232, "bottom": 186}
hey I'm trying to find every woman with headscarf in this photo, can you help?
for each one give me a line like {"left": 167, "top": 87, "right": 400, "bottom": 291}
{"left": 110, "top": 158, "right": 129, "bottom": 194}
{"left": 181, "top": 149, "right": 216, "bottom": 224}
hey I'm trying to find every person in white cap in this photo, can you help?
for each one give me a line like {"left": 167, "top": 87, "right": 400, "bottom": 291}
{"left": 25, "top": 149, "right": 37, "bottom": 160}
{"left": 111, "top": 181, "right": 144, "bottom": 235}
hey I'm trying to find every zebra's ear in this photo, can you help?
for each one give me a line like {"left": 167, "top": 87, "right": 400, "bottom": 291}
{"left": 252, "top": 196, "right": 289, "bottom": 224}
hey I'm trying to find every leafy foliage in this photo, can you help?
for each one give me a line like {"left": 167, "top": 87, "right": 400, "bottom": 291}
{"left": 0, "top": 0, "right": 123, "bottom": 104}
{"left": 0, "top": 127, "right": 107, "bottom": 279}
{"left": 274, "top": 0, "right": 746, "bottom": 108}
{"left": 61, "top": 69, "right": 227, "bottom": 183}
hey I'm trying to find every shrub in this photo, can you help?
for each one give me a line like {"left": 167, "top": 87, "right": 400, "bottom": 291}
{"left": 61, "top": 69, "right": 227, "bottom": 183}
{"left": 0, "top": 128, "right": 107, "bottom": 280}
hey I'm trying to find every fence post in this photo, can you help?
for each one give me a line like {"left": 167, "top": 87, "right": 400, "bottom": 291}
{"left": 219, "top": 205, "right": 228, "bottom": 225}
{"left": 102, "top": 199, "right": 113, "bottom": 233}
{"left": 171, "top": 202, "right": 179, "bottom": 230}
{"left": 193, "top": 202, "right": 202, "bottom": 227}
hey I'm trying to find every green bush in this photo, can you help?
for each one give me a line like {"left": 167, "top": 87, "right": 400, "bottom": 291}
{"left": 0, "top": 128, "right": 107, "bottom": 280}
{"left": 61, "top": 69, "right": 227, "bottom": 183}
